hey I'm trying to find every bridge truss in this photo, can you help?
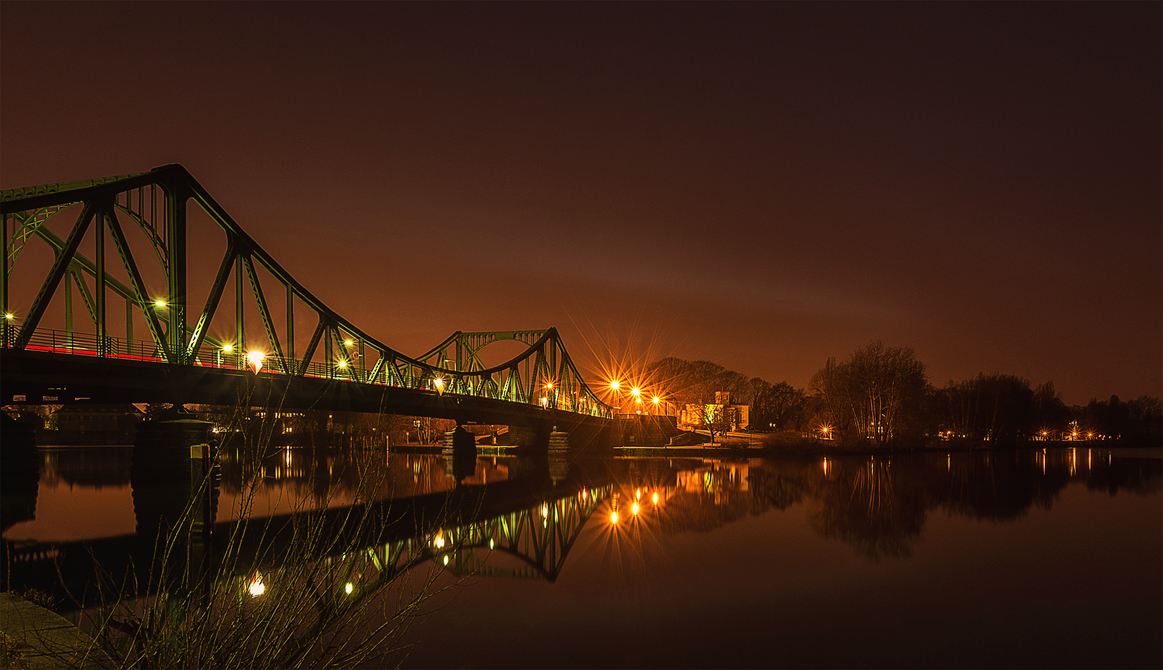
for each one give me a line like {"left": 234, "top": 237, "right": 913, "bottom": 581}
{"left": 1, "top": 165, "right": 611, "bottom": 417}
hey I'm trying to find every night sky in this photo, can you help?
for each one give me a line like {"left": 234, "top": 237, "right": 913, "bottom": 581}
{"left": 2, "top": 2, "right": 1159, "bottom": 404}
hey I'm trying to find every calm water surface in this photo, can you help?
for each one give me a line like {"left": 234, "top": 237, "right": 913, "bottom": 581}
{"left": 3, "top": 445, "right": 1160, "bottom": 668}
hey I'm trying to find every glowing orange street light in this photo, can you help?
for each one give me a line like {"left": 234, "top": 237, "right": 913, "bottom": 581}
{"left": 247, "top": 350, "right": 265, "bottom": 374}
{"left": 631, "top": 387, "right": 641, "bottom": 398}
{"left": 609, "top": 380, "right": 620, "bottom": 391}
{"left": 433, "top": 377, "right": 445, "bottom": 395}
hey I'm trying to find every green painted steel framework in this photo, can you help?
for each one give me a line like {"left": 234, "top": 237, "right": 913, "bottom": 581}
{"left": 1, "top": 165, "right": 611, "bottom": 417}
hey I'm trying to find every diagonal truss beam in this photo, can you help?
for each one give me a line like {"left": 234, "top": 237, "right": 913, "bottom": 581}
{"left": 2, "top": 165, "right": 615, "bottom": 417}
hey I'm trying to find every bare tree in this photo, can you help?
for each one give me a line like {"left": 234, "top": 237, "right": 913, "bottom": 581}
{"left": 811, "top": 341, "right": 928, "bottom": 447}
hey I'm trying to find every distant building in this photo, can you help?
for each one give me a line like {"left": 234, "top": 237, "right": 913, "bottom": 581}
{"left": 678, "top": 392, "right": 751, "bottom": 432}
{"left": 53, "top": 404, "right": 143, "bottom": 433}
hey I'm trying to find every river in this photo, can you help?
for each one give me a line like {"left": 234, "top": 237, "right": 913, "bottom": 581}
{"left": 3, "top": 444, "right": 1160, "bottom": 668}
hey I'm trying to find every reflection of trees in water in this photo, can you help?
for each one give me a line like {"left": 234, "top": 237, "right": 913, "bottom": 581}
{"left": 1083, "top": 455, "right": 1163, "bottom": 497}
{"left": 808, "top": 459, "right": 927, "bottom": 561}
{"left": 642, "top": 461, "right": 772, "bottom": 535}
{"left": 630, "top": 450, "right": 1161, "bottom": 562}
{"left": 925, "top": 452, "right": 1068, "bottom": 523}
{"left": 654, "top": 486, "right": 757, "bottom": 535}
{"left": 39, "top": 447, "right": 133, "bottom": 489}
{"left": 746, "top": 468, "right": 809, "bottom": 511}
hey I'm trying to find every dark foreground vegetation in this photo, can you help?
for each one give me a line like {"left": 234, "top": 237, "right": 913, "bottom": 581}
{"left": 647, "top": 341, "right": 1162, "bottom": 450}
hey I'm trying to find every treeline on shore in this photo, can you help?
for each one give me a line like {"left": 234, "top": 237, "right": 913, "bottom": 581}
{"left": 647, "top": 341, "right": 1163, "bottom": 449}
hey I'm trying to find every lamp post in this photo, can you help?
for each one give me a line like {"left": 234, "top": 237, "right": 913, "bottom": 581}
{"left": 217, "top": 344, "right": 234, "bottom": 368}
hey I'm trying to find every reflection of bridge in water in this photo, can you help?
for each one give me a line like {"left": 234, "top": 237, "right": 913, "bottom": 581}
{"left": 2, "top": 455, "right": 614, "bottom": 606}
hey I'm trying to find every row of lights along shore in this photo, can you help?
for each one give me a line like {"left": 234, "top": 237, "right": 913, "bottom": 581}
{"left": 606, "top": 379, "right": 667, "bottom": 415}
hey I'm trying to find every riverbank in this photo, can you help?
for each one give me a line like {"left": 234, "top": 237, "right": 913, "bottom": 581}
{"left": 614, "top": 435, "right": 1163, "bottom": 460}
{"left": 0, "top": 592, "right": 112, "bottom": 669}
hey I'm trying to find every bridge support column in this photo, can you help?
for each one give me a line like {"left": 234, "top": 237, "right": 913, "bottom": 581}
{"left": 131, "top": 407, "right": 218, "bottom": 594}
{"left": 442, "top": 426, "right": 476, "bottom": 482}
{"left": 548, "top": 429, "right": 570, "bottom": 483}
{"left": 1, "top": 414, "right": 40, "bottom": 534}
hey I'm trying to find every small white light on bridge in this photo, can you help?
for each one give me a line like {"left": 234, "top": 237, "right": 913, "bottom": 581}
{"left": 344, "top": 339, "right": 354, "bottom": 346}
{"left": 610, "top": 511, "right": 619, "bottom": 524}
{"left": 222, "top": 344, "right": 233, "bottom": 352}
{"left": 154, "top": 300, "right": 167, "bottom": 308}
{"left": 632, "top": 502, "right": 639, "bottom": 516}
{"left": 249, "top": 574, "right": 265, "bottom": 597}
{"left": 442, "top": 555, "right": 449, "bottom": 566}
{"left": 344, "top": 582, "right": 354, "bottom": 594}
{"left": 337, "top": 360, "right": 348, "bottom": 368}
{"left": 4, "top": 313, "right": 13, "bottom": 320}
{"left": 652, "top": 492, "right": 659, "bottom": 505}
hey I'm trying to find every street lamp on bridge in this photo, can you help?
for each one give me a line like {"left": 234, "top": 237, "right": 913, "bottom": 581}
{"left": 247, "top": 350, "right": 265, "bottom": 374}
{"left": 216, "top": 344, "right": 234, "bottom": 368}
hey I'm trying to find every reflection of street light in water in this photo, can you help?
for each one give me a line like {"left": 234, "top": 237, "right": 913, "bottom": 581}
{"left": 249, "top": 573, "right": 265, "bottom": 597}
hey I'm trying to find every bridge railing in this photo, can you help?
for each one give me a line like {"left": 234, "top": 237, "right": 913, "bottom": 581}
{"left": 5, "top": 325, "right": 615, "bottom": 418}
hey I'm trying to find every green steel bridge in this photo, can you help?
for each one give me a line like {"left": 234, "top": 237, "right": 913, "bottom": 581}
{"left": 0, "top": 165, "right": 614, "bottom": 429}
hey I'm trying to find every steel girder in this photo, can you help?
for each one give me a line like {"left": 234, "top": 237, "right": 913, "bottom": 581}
{"left": 2, "top": 165, "right": 613, "bottom": 418}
